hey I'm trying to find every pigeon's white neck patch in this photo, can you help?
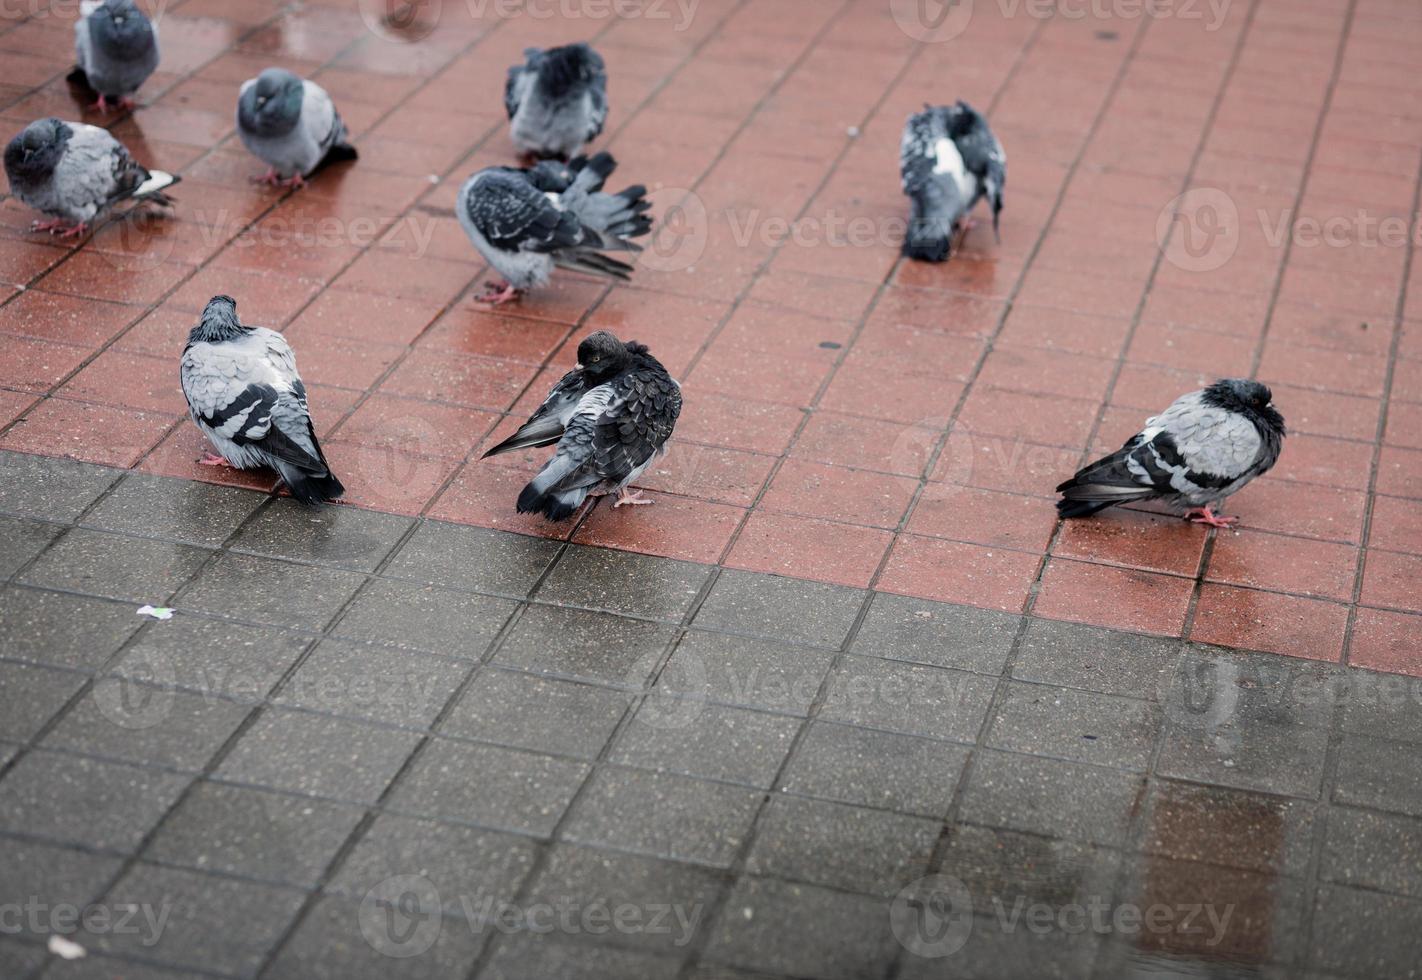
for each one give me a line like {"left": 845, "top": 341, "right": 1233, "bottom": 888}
{"left": 932, "top": 137, "right": 967, "bottom": 181}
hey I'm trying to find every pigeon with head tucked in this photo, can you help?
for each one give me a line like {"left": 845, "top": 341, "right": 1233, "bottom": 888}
{"left": 900, "top": 100, "right": 1005, "bottom": 262}
{"left": 180, "top": 295, "right": 344, "bottom": 506}
{"left": 457, "top": 151, "right": 652, "bottom": 306}
{"left": 70, "top": 0, "right": 158, "bottom": 113}
{"left": 1057, "top": 379, "right": 1285, "bottom": 528}
{"left": 505, "top": 42, "right": 608, "bottom": 161}
{"left": 483, "top": 331, "right": 681, "bottom": 520}
{"left": 236, "top": 68, "right": 357, "bottom": 189}
{"left": 4, "top": 117, "right": 178, "bottom": 238}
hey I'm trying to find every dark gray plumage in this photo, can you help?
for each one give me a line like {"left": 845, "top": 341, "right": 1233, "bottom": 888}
{"left": 180, "top": 295, "right": 343, "bottom": 506}
{"left": 900, "top": 100, "right": 1005, "bottom": 262}
{"left": 237, "top": 68, "right": 357, "bottom": 188}
{"left": 70, "top": 0, "right": 158, "bottom": 112}
{"left": 505, "top": 43, "right": 608, "bottom": 160}
{"left": 1057, "top": 379, "right": 1285, "bottom": 527}
{"left": 3, "top": 117, "right": 177, "bottom": 237}
{"left": 457, "top": 151, "right": 652, "bottom": 305}
{"left": 483, "top": 331, "right": 681, "bottom": 521}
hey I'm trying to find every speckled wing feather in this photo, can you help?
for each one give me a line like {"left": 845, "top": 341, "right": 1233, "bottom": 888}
{"left": 464, "top": 169, "right": 585, "bottom": 253}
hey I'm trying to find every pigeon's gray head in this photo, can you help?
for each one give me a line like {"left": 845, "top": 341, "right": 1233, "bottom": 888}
{"left": 1206, "top": 378, "right": 1285, "bottom": 435}
{"left": 537, "top": 42, "right": 603, "bottom": 96}
{"left": 3, "top": 118, "right": 71, "bottom": 186}
{"left": 89, "top": 0, "right": 155, "bottom": 59}
{"left": 576, "top": 330, "right": 632, "bottom": 381}
{"left": 238, "top": 68, "right": 304, "bottom": 137}
{"left": 191, "top": 294, "right": 244, "bottom": 343}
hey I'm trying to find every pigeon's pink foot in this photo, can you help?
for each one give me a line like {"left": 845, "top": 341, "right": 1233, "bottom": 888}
{"left": 962, "top": 217, "right": 979, "bottom": 232}
{"left": 53, "top": 222, "right": 89, "bottom": 240}
{"left": 88, "top": 94, "right": 112, "bottom": 113}
{"left": 1185, "top": 505, "right": 1238, "bottom": 529}
{"left": 29, "top": 218, "right": 69, "bottom": 233}
{"left": 613, "top": 488, "right": 654, "bottom": 508}
{"left": 251, "top": 169, "right": 283, "bottom": 186}
{"left": 475, "top": 281, "right": 521, "bottom": 306}
{"left": 198, "top": 452, "right": 230, "bottom": 467}
{"left": 282, "top": 172, "right": 307, "bottom": 190}
{"left": 118, "top": 96, "right": 137, "bottom": 111}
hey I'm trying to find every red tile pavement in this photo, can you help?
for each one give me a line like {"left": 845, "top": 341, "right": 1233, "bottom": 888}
{"left": 2, "top": 0, "right": 1422, "bottom": 674}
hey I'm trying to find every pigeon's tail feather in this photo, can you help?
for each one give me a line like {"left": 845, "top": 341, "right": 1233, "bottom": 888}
{"left": 308, "top": 140, "right": 358, "bottom": 180}
{"left": 276, "top": 462, "right": 345, "bottom": 506}
{"left": 133, "top": 170, "right": 179, "bottom": 201}
{"left": 66, "top": 66, "right": 91, "bottom": 89}
{"left": 570, "top": 151, "right": 616, "bottom": 193}
{"left": 1056, "top": 498, "right": 1115, "bottom": 519}
{"left": 574, "top": 184, "right": 652, "bottom": 249}
{"left": 516, "top": 456, "right": 591, "bottom": 521}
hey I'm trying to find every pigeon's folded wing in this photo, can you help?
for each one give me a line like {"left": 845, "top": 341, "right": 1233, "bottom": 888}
{"left": 585, "top": 67, "right": 609, "bottom": 142}
{"left": 483, "top": 367, "right": 587, "bottom": 458}
{"left": 181, "top": 346, "right": 325, "bottom": 474}
{"left": 465, "top": 170, "right": 586, "bottom": 253}
{"left": 300, "top": 81, "right": 343, "bottom": 155}
{"left": 54, "top": 124, "right": 144, "bottom": 208}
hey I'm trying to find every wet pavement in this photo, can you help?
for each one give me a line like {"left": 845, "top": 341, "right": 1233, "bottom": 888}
{"left": 2, "top": 0, "right": 1422, "bottom": 975}
{"left": 0, "top": 453, "right": 1419, "bottom": 978}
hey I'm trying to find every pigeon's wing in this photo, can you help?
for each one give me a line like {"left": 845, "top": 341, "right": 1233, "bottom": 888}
{"left": 482, "top": 367, "right": 587, "bottom": 458}
{"left": 948, "top": 102, "right": 1005, "bottom": 232}
{"left": 73, "top": 6, "right": 95, "bottom": 73}
{"left": 504, "top": 59, "right": 536, "bottom": 120}
{"left": 899, "top": 110, "right": 942, "bottom": 196}
{"left": 51, "top": 123, "right": 147, "bottom": 213}
{"left": 1058, "top": 392, "right": 1263, "bottom": 503}
{"left": 299, "top": 80, "right": 344, "bottom": 157}
{"left": 464, "top": 169, "right": 586, "bottom": 253}
{"left": 518, "top": 368, "right": 682, "bottom": 516}
{"left": 180, "top": 332, "right": 324, "bottom": 474}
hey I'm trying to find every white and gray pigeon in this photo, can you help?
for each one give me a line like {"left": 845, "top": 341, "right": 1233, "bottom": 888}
{"left": 180, "top": 295, "right": 344, "bottom": 506}
{"left": 236, "top": 68, "right": 357, "bottom": 189}
{"left": 483, "top": 331, "right": 681, "bottom": 521}
{"left": 1057, "top": 379, "right": 1285, "bottom": 528}
{"left": 505, "top": 42, "right": 608, "bottom": 160}
{"left": 3, "top": 117, "right": 178, "bottom": 238}
{"left": 900, "top": 100, "right": 1005, "bottom": 262}
{"left": 457, "top": 151, "right": 652, "bottom": 306}
{"left": 69, "top": 0, "right": 158, "bottom": 113}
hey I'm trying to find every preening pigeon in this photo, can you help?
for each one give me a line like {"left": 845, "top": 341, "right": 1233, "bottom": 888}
{"left": 1057, "top": 379, "right": 1285, "bottom": 528}
{"left": 505, "top": 42, "right": 608, "bottom": 161}
{"left": 457, "top": 151, "right": 652, "bottom": 306}
{"left": 483, "top": 331, "right": 682, "bottom": 521}
{"left": 3, "top": 117, "right": 178, "bottom": 238}
{"left": 69, "top": 0, "right": 158, "bottom": 113}
{"left": 180, "top": 295, "right": 344, "bottom": 506}
{"left": 900, "top": 100, "right": 1005, "bottom": 262}
{"left": 236, "top": 68, "right": 357, "bottom": 189}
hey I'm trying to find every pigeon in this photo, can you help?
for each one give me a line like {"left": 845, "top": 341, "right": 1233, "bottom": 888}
{"left": 900, "top": 100, "right": 1005, "bottom": 262}
{"left": 483, "top": 331, "right": 682, "bottom": 520}
{"left": 1057, "top": 379, "right": 1285, "bottom": 528}
{"left": 505, "top": 42, "right": 608, "bottom": 161}
{"left": 457, "top": 151, "right": 652, "bottom": 306}
{"left": 69, "top": 0, "right": 158, "bottom": 113}
{"left": 3, "top": 117, "right": 178, "bottom": 238}
{"left": 180, "top": 295, "right": 344, "bottom": 506}
{"left": 236, "top": 68, "right": 357, "bottom": 189}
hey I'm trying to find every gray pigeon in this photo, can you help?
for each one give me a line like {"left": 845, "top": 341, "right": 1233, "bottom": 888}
{"left": 483, "top": 331, "right": 681, "bottom": 520}
{"left": 505, "top": 43, "right": 608, "bottom": 160}
{"left": 3, "top": 117, "right": 178, "bottom": 237}
{"left": 236, "top": 68, "right": 357, "bottom": 189}
{"left": 1057, "top": 379, "right": 1285, "bottom": 528}
{"left": 69, "top": 0, "right": 158, "bottom": 113}
{"left": 180, "top": 295, "right": 344, "bottom": 506}
{"left": 900, "top": 100, "right": 1005, "bottom": 262}
{"left": 457, "top": 151, "right": 652, "bottom": 306}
